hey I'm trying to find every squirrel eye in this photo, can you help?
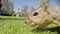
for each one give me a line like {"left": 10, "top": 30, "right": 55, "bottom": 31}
{"left": 33, "top": 12, "right": 38, "bottom": 16}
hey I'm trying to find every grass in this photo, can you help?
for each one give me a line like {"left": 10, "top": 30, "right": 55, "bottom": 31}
{"left": 0, "top": 16, "right": 60, "bottom": 34}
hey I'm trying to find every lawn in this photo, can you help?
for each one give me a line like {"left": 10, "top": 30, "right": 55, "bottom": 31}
{"left": 0, "top": 16, "right": 60, "bottom": 34}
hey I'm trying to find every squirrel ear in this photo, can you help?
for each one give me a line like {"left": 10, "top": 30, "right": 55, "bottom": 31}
{"left": 40, "top": 2, "right": 48, "bottom": 10}
{"left": 41, "top": 2, "right": 50, "bottom": 15}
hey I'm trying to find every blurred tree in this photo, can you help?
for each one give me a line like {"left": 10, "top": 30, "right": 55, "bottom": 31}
{"left": 1, "top": 0, "right": 8, "bottom": 8}
{"left": 0, "top": 0, "right": 2, "bottom": 10}
{"left": 8, "top": 2, "right": 14, "bottom": 15}
{"left": 26, "top": 6, "right": 35, "bottom": 16}
{"left": 30, "top": 6, "right": 35, "bottom": 12}
{"left": 0, "top": 0, "right": 2, "bottom": 15}
{"left": 12, "top": 11, "right": 16, "bottom": 16}
{"left": 8, "top": 2, "right": 14, "bottom": 10}
{"left": 21, "top": 5, "right": 28, "bottom": 17}
{"left": 1, "top": 0, "right": 14, "bottom": 16}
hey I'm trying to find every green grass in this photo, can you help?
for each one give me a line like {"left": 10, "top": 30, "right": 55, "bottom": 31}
{"left": 0, "top": 16, "right": 60, "bottom": 34}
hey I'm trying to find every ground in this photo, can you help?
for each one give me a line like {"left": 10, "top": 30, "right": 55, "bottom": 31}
{"left": 0, "top": 16, "right": 60, "bottom": 34}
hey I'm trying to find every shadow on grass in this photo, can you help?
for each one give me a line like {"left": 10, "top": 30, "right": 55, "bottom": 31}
{"left": 32, "top": 26, "right": 60, "bottom": 34}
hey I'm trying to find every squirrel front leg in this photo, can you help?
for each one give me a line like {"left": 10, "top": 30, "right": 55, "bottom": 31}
{"left": 53, "top": 20, "right": 60, "bottom": 26}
